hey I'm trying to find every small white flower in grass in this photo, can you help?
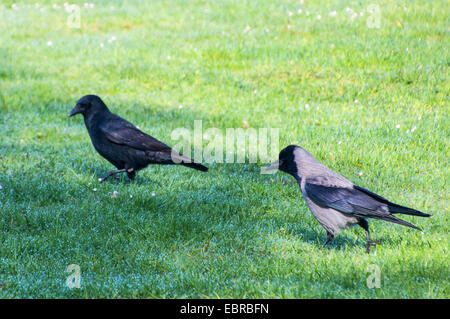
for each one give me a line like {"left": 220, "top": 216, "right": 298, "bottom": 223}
{"left": 396, "top": 124, "right": 400, "bottom": 129}
{"left": 111, "top": 191, "right": 118, "bottom": 198}
{"left": 411, "top": 126, "right": 416, "bottom": 132}
{"left": 329, "top": 11, "right": 337, "bottom": 17}
{"left": 297, "top": 9, "right": 302, "bottom": 14}
{"left": 304, "top": 104, "right": 309, "bottom": 109}
{"left": 0, "top": 185, "right": 3, "bottom": 190}
{"left": 178, "top": 105, "right": 183, "bottom": 109}
{"left": 305, "top": 11, "right": 310, "bottom": 16}
{"left": 100, "top": 42, "right": 104, "bottom": 48}
{"left": 89, "top": 3, "right": 94, "bottom": 8}
{"left": 93, "top": 188, "right": 97, "bottom": 191}
{"left": 337, "top": 141, "right": 342, "bottom": 145}
{"left": 330, "top": 43, "right": 335, "bottom": 48}
{"left": 288, "top": 11, "right": 293, "bottom": 17}
{"left": 406, "top": 47, "right": 409, "bottom": 52}
{"left": 418, "top": 116, "right": 421, "bottom": 120}
{"left": 244, "top": 25, "right": 251, "bottom": 33}
{"left": 287, "top": 25, "right": 291, "bottom": 29}
{"left": 354, "top": 99, "right": 359, "bottom": 104}
{"left": 242, "top": 120, "right": 249, "bottom": 128}
{"left": 317, "top": 15, "right": 321, "bottom": 20}
{"left": 130, "top": 195, "right": 133, "bottom": 198}
{"left": 358, "top": 171, "right": 363, "bottom": 176}
{"left": 151, "top": 192, "right": 156, "bottom": 197}
{"left": 47, "top": 41, "right": 53, "bottom": 46}
{"left": 406, "top": 130, "right": 410, "bottom": 133}
{"left": 84, "top": 3, "right": 89, "bottom": 8}
{"left": 12, "top": 4, "right": 19, "bottom": 10}
{"left": 98, "top": 178, "right": 102, "bottom": 182}
{"left": 167, "top": 55, "right": 171, "bottom": 60}
{"left": 359, "top": 12, "right": 364, "bottom": 17}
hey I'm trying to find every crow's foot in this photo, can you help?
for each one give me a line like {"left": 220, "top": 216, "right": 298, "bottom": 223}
{"left": 366, "top": 239, "right": 382, "bottom": 254}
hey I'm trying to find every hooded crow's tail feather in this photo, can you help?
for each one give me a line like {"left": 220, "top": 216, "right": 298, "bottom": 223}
{"left": 380, "top": 215, "right": 423, "bottom": 231}
{"left": 353, "top": 185, "right": 430, "bottom": 218}
{"left": 182, "top": 162, "right": 208, "bottom": 172}
{"left": 388, "top": 204, "right": 430, "bottom": 217}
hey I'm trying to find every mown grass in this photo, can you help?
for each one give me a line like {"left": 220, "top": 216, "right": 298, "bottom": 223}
{"left": 0, "top": 0, "right": 448, "bottom": 298}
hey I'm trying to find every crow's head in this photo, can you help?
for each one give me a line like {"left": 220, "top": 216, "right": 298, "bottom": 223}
{"left": 263, "top": 145, "right": 300, "bottom": 176}
{"left": 69, "top": 95, "right": 108, "bottom": 118}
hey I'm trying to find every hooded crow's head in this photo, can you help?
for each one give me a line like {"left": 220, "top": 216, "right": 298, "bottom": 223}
{"left": 69, "top": 95, "right": 109, "bottom": 118}
{"left": 277, "top": 145, "right": 300, "bottom": 175}
{"left": 263, "top": 145, "right": 299, "bottom": 176}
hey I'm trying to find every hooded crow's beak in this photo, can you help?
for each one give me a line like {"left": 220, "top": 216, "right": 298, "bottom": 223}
{"left": 261, "top": 160, "right": 281, "bottom": 174}
{"left": 69, "top": 104, "right": 82, "bottom": 117}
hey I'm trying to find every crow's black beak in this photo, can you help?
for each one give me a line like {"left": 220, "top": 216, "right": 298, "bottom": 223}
{"left": 261, "top": 160, "right": 280, "bottom": 174}
{"left": 69, "top": 104, "right": 82, "bottom": 117}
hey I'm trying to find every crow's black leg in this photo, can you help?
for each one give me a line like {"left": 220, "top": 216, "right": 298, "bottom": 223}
{"left": 358, "top": 219, "right": 382, "bottom": 253}
{"left": 126, "top": 167, "right": 136, "bottom": 180}
{"left": 99, "top": 168, "right": 128, "bottom": 183}
{"left": 323, "top": 232, "right": 334, "bottom": 246}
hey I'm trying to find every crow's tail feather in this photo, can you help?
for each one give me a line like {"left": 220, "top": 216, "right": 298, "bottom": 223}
{"left": 380, "top": 215, "right": 423, "bottom": 231}
{"left": 388, "top": 204, "right": 430, "bottom": 217}
{"left": 182, "top": 162, "right": 208, "bottom": 172}
{"left": 354, "top": 185, "right": 430, "bottom": 218}
{"left": 168, "top": 151, "right": 208, "bottom": 172}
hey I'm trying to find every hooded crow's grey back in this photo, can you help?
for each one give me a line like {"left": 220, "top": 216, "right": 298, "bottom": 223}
{"left": 265, "top": 145, "right": 430, "bottom": 253}
{"left": 69, "top": 95, "right": 207, "bottom": 182}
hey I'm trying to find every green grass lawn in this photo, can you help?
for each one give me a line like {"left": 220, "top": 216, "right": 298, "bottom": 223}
{"left": 0, "top": 0, "right": 448, "bottom": 298}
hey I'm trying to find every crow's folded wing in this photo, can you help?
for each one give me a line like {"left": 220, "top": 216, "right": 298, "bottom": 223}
{"left": 100, "top": 119, "right": 171, "bottom": 153}
{"left": 99, "top": 118, "right": 196, "bottom": 164}
{"left": 304, "top": 178, "right": 389, "bottom": 217}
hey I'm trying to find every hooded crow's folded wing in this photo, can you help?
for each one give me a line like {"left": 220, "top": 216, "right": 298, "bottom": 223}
{"left": 304, "top": 177, "right": 390, "bottom": 218}
{"left": 304, "top": 177, "right": 424, "bottom": 230}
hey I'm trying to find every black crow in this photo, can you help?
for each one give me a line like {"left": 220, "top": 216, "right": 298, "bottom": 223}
{"left": 264, "top": 145, "right": 430, "bottom": 253}
{"left": 69, "top": 95, "right": 207, "bottom": 182}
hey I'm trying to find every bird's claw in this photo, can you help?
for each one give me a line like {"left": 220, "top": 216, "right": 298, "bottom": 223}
{"left": 366, "top": 239, "right": 382, "bottom": 253}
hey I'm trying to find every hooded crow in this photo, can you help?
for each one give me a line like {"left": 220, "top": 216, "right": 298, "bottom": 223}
{"left": 264, "top": 145, "right": 430, "bottom": 253}
{"left": 69, "top": 95, "right": 208, "bottom": 182}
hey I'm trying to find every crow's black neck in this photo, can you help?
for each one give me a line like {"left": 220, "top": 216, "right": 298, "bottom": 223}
{"left": 84, "top": 108, "right": 111, "bottom": 129}
{"left": 293, "top": 173, "right": 302, "bottom": 184}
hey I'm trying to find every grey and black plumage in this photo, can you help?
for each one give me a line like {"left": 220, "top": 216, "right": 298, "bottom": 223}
{"left": 264, "top": 145, "right": 430, "bottom": 253}
{"left": 69, "top": 95, "right": 208, "bottom": 182}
